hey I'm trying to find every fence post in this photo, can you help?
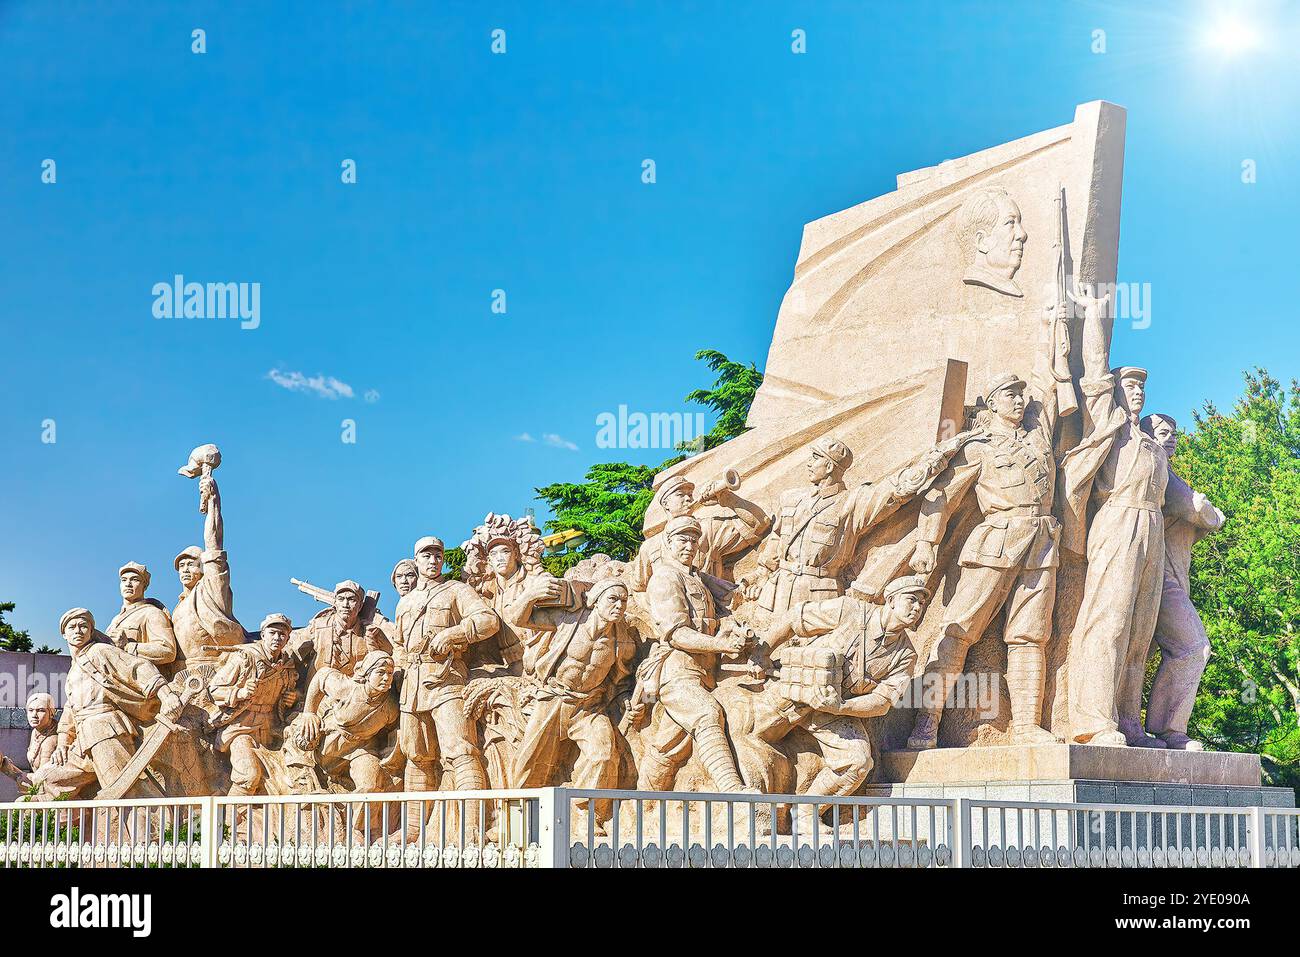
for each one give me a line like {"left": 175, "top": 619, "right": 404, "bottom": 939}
{"left": 1248, "top": 806, "right": 1266, "bottom": 869}
{"left": 535, "top": 788, "right": 570, "bottom": 869}
{"left": 198, "top": 797, "right": 219, "bottom": 869}
{"left": 949, "top": 798, "right": 973, "bottom": 868}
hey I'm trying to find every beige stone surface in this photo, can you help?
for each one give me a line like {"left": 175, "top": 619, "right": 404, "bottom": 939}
{"left": 749, "top": 100, "right": 1125, "bottom": 425}
{"left": 878, "top": 743, "right": 1262, "bottom": 787}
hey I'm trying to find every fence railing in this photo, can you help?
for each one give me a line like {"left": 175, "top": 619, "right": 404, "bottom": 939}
{"left": 2, "top": 790, "right": 1297, "bottom": 868}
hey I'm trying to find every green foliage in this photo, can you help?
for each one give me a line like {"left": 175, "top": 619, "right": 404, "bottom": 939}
{"left": 0, "top": 601, "right": 33, "bottom": 653}
{"left": 535, "top": 350, "right": 763, "bottom": 574}
{"left": 682, "top": 349, "right": 765, "bottom": 452}
{"left": 1175, "top": 369, "right": 1300, "bottom": 789}
{"left": 443, "top": 546, "right": 467, "bottom": 582}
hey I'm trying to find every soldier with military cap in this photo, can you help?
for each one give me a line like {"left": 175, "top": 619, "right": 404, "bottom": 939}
{"left": 390, "top": 535, "right": 501, "bottom": 808}
{"left": 208, "top": 612, "right": 300, "bottom": 796}
{"left": 630, "top": 471, "right": 770, "bottom": 590}
{"left": 749, "top": 434, "right": 949, "bottom": 615}
{"left": 289, "top": 579, "right": 375, "bottom": 690}
{"left": 635, "top": 515, "right": 752, "bottom": 793}
{"left": 905, "top": 359, "right": 1071, "bottom": 749}
{"left": 105, "top": 561, "right": 178, "bottom": 670}
{"left": 737, "top": 574, "right": 928, "bottom": 799}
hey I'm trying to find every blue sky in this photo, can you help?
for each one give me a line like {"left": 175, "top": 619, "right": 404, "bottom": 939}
{"left": 1, "top": 0, "right": 1296, "bottom": 646}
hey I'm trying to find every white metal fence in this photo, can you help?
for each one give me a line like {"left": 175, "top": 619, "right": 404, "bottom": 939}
{"left": 2, "top": 790, "right": 1297, "bottom": 869}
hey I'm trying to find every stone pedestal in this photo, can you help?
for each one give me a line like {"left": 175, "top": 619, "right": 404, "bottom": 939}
{"left": 866, "top": 744, "right": 1294, "bottom": 807}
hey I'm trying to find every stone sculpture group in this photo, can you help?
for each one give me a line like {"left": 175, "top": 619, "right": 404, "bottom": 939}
{"left": 6, "top": 280, "right": 1223, "bottom": 828}
{"left": 0, "top": 106, "right": 1233, "bottom": 833}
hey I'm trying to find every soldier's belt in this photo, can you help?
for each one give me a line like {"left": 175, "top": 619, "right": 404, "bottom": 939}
{"left": 992, "top": 505, "right": 1048, "bottom": 519}
{"left": 778, "top": 561, "right": 835, "bottom": 580}
{"left": 1102, "top": 496, "right": 1162, "bottom": 512}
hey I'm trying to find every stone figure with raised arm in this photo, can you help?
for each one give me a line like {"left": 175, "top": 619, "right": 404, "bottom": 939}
{"left": 172, "top": 444, "right": 245, "bottom": 670}
{"left": 1140, "top": 413, "right": 1225, "bottom": 750}
{"left": 506, "top": 573, "right": 637, "bottom": 826}
{"left": 905, "top": 301, "right": 1077, "bottom": 749}
{"left": 1058, "top": 285, "right": 1170, "bottom": 747}
{"left": 632, "top": 472, "right": 770, "bottom": 589}
{"left": 746, "top": 435, "right": 959, "bottom": 616}
{"left": 43, "top": 608, "right": 184, "bottom": 798}
{"left": 207, "top": 613, "right": 300, "bottom": 797}
{"left": 104, "top": 562, "right": 177, "bottom": 671}
{"left": 635, "top": 516, "right": 753, "bottom": 793}
{"left": 740, "top": 574, "right": 928, "bottom": 800}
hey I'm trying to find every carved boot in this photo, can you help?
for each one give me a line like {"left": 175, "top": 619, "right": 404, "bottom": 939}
{"left": 692, "top": 725, "right": 746, "bottom": 793}
{"left": 1005, "top": 644, "right": 1056, "bottom": 744}
{"left": 1118, "top": 719, "right": 1166, "bottom": 749}
{"left": 1156, "top": 731, "right": 1204, "bottom": 751}
{"left": 449, "top": 753, "right": 489, "bottom": 839}
{"left": 907, "top": 711, "right": 941, "bottom": 751}
{"left": 635, "top": 746, "right": 679, "bottom": 792}
{"left": 402, "top": 762, "right": 439, "bottom": 841}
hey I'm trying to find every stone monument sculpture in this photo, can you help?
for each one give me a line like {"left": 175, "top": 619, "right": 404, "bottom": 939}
{"left": 15, "top": 103, "right": 1276, "bottom": 819}
{"left": 1059, "top": 287, "right": 1170, "bottom": 748}
{"left": 1140, "top": 413, "right": 1225, "bottom": 750}
{"left": 172, "top": 446, "right": 245, "bottom": 671}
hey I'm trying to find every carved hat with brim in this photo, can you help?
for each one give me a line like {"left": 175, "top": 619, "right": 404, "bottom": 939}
{"left": 664, "top": 515, "right": 703, "bottom": 539}
{"left": 984, "top": 371, "right": 1027, "bottom": 399}
{"left": 334, "top": 580, "right": 364, "bottom": 599}
{"left": 259, "top": 612, "right": 293, "bottom": 633}
{"left": 811, "top": 435, "right": 853, "bottom": 470}
{"left": 883, "top": 575, "right": 931, "bottom": 601}
{"left": 1112, "top": 366, "right": 1148, "bottom": 383}
{"left": 118, "top": 561, "right": 151, "bottom": 588}
{"left": 655, "top": 475, "right": 695, "bottom": 508}
{"left": 413, "top": 536, "right": 444, "bottom": 556}
{"left": 173, "top": 545, "right": 203, "bottom": 570}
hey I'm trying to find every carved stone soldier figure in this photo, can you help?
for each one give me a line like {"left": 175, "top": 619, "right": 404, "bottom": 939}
{"left": 288, "top": 649, "right": 399, "bottom": 798}
{"left": 1141, "top": 413, "right": 1225, "bottom": 750}
{"left": 171, "top": 467, "right": 245, "bottom": 670}
{"left": 631, "top": 474, "right": 770, "bottom": 589}
{"left": 290, "top": 580, "right": 372, "bottom": 690}
{"left": 740, "top": 575, "right": 927, "bottom": 798}
{"left": 506, "top": 575, "right": 638, "bottom": 815}
{"left": 208, "top": 613, "right": 300, "bottom": 797}
{"left": 905, "top": 308, "right": 1078, "bottom": 749}
{"left": 391, "top": 559, "right": 419, "bottom": 599}
{"left": 45, "top": 608, "right": 183, "bottom": 797}
{"left": 393, "top": 535, "right": 501, "bottom": 800}
{"left": 749, "top": 435, "right": 950, "bottom": 615}
{"left": 636, "top": 516, "right": 751, "bottom": 792}
{"left": 105, "top": 562, "right": 177, "bottom": 670}
{"left": 1059, "top": 286, "right": 1170, "bottom": 748}
{"left": 461, "top": 513, "right": 551, "bottom": 676}
{"left": 25, "top": 692, "right": 59, "bottom": 775}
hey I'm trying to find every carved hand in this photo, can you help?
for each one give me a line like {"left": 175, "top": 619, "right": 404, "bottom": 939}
{"left": 51, "top": 745, "right": 70, "bottom": 767}
{"left": 1066, "top": 281, "right": 1110, "bottom": 320}
{"left": 909, "top": 540, "right": 937, "bottom": 575}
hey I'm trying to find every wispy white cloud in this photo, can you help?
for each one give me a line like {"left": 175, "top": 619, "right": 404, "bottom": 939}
{"left": 514, "top": 432, "right": 536, "bottom": 443}
{"left": 543, "top": 432, "right": 579, "bottom": 451}
{"left": 266, "top": 368, "right": 355, "bottom": 400}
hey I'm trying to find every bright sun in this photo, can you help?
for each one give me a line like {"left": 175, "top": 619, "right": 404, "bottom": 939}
{"left": 1203, "top": 15, "right": 1260, "bottom": 55}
